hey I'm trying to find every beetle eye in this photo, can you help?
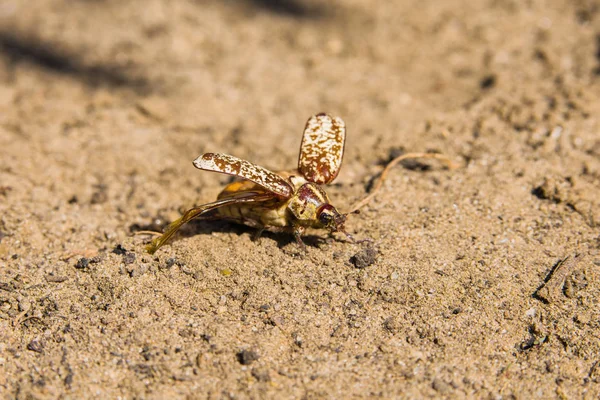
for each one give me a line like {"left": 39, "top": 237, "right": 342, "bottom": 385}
{"left": 319, "top": 211, "right": 333, "bottom": 225}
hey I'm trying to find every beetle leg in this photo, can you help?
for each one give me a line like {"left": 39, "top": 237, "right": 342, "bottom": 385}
{"left": 252, "top": 227, "right": 265, "bottom": 241}
{"left": 146, "top": 207, "right": 214, "bottom": 254}
{"left": 343, "top": 231, "right": 356, "bottom": 242}
{"left": 146, "top": 192, "right": 276, "bottom": 254}
{"left": 346, "top": 232, "right": 372, "bottom": 244}
{"left": 293, "top": 226, "right": 307, "bottom": 252}
{"left": 337, "top": 229, "right": 372, "bottom": 244}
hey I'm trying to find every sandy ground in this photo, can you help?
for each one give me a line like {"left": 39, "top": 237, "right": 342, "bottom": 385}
{"left": 1, "top": 0, "right": 599, "bottom": 398}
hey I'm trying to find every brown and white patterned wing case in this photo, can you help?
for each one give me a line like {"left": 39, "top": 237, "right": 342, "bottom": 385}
{"left": 298, "top": 113, "right": 346, "bottom": 185}
{"left": 193, "top": 153, "right": 294, "bottom": 198}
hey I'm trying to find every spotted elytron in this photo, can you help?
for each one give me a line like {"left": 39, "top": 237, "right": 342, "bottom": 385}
{"left": 147, "top": 113, "right": 353, "bottom": 254}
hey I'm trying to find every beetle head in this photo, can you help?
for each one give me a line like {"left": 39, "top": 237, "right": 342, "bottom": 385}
{"left": 288, "top": 182, "right": 349, "bottom": 235}
{"left": 287, "top": 182, "right": 358, "bottom": 242}
{"left": 316, "top": 204, "right": 346, "bottom": 232}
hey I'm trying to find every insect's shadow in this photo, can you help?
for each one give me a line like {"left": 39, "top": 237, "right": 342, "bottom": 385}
{"left": 255, "top": 230, "right": 329, "bottom": 249}
{"left": 239, "top": 0, "right": 329, "bottom": 19}
{"left": 0, "top": 30, "right": 151, "bottom": 92}
{"left": 184, "top": 220, "right": 330, "bottom": 250}
{"left": 363, "top": 147, "right": 434, "bottom": 192}
{"left": 72, "top": 0, "right": 328, "bottom": 19}
{"left": 130, "top": 216, "right": 328, "bottom": 250}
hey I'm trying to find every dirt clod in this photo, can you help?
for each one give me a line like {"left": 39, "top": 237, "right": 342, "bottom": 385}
{"left": 432, "top": 378, "right": 451, "bottom": 394}
{"left": 350, "top": 247, "right": 378, "bottom": 269}
{"left": 74, "top": 258, "right": 89, "bottom": 270}
{"left": 237, "top": 349, "right": 260, "bottom": 366}
{"left": 122, "top": 252, "right": 136, "bottom": 265}
{"left": 112, "top": 245, "right": 127, "bottom": 255}
{"left": 27, "top": 339, "right": 44, "bottom": 354}
{"left": 251, "top": 368, "right": 271, "bottom": 382}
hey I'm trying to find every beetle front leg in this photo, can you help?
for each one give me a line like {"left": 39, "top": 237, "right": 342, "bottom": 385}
{"left": 341, "top": 231, "right": 372, "bottom": 245}
{"left": 293, "top": 226, "right": 307, "bottom": 252}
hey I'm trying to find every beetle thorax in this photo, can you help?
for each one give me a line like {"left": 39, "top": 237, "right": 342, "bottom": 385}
{"left": 287, "top": 181, "right": 331, "bottom": 223}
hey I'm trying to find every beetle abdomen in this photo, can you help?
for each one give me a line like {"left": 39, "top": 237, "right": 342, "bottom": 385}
{"left": 217, "top": 201, "right": 290, "bottom": 227}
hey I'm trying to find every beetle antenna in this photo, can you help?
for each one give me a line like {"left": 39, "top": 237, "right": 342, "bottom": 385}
{"left": 348, "top": 152, "right": 459, "bottom": 213}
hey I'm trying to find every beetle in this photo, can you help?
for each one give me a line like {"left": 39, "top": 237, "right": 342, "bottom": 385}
{"left": 145, "top": 114, "right": 458, "bottom": 254}
{"left": 147, "top": 113, "right": 353, "bottom": 254}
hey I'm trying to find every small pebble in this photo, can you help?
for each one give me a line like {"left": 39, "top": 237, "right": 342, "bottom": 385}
{"left": 350, "top": 247, "right": 378, "bottom": 269}
{"left": 237, "top": 349, "right": 259, "bottom": 365}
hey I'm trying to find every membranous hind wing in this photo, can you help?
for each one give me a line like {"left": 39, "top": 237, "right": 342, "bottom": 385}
{"left": 298, "top": 113, "right": 346, "bottom": 185}
{"left": 193, "top": 153, "right": 293, "bottom": 198}
{"left": 146, "top": 191, "right": 276, "bottom": 254}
